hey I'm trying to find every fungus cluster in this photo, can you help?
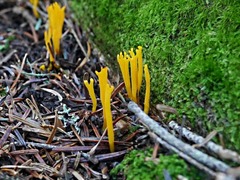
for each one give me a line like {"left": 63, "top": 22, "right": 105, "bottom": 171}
{"left": 117, "top": 46, "right": 150, "bottom": 114}
{"left": 40, "top": 2, "right": 65, "bottom": 71}
{"left": 84, "top": 47, "right": 151, "bottom": 152}
{"left": 29, "top": 1, "right": 151, "bottom": 155}
{"left": 84, "top": 68, "right": 115, "bottom": 152}
{"left": 96, "top": 67, "right": 115, "bottom": 152}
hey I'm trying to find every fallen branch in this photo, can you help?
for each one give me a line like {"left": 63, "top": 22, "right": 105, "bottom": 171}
{"left": 169, "top": 120, "right": 240, "bottom": 163}
{"left": 128, "top": 101, "right": 230, "bottom": 173}
{"left": 148, "top": 132, "right": 217, "bottom": 177}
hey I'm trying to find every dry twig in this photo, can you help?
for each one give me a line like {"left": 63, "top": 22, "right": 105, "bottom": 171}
{"left": 128, "top": 101, "right": 230, "bottom": 173}
{"left": 169, "top": 120, "right": 240, "bottom": 163}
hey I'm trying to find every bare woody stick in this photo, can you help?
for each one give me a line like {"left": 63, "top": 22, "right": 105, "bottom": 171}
{"left": 128, "top": 101, "right": 230, "bottom": 173}
{"left": 148, "top": 132, "right": 217, "bottom": 177}
{"left": 169, "top": 121, "right": 240, "bottom": 163}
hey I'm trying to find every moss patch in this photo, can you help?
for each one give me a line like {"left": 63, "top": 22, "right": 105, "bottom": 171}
{"left": 110, "top": 148, "right": 205, "bottom": 179}
{"left": 71, "top": 0, "right": 240, "bottom": 150}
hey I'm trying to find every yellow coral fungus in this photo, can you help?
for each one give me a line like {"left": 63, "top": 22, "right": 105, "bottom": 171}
{"left": 47, "top": 2, "right": 65, "bottom": 55}
{"left": 117, "top": 46, "right": 143, "bottom": 103}
{"left": 117, "top": 52, "right": 132, "bottom": 99}
{"left": 44, "top": 30, "right": 54, "bottom": 63}
{"left": 96, "top": 67, "right": 115, "bottom": 152}
{"left": 95, "top": 67, "right": 108, "bottom": 129}
{"left": 136, "top": 46, "right": 143, "bottom": 98}
{"left": 118, "top": 47, "right": 151, "bottom": 113}
{"left": 30, "top": 0, "right": 39, "bottom": 18}
{"left": 129, "top": 48, "right": 138, "bottom": 103}
{"left": 84, "top": 78, "right": 97, "bottom": 112}
{"left": 43, "top": 2, "right": 65, "bottom": 71}
{"left": 144, "top": 64, "right": 150, "bottom": 114}
{"left": 104, "top": 84, "right": 115, "bottom": 152}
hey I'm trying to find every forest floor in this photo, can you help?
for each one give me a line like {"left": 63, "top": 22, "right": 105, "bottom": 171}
{"left": 0, "top": 1, "right": 239, "bottom": 180}
{"left": 0, "top": 1, "right": 151, "bottom": 179}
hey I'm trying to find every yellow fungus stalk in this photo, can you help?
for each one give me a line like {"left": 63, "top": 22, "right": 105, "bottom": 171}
{"left": 39, "top": 64, "right": 46, "bottom": 71}
{"left": 136, "top": 46, "right": 143, "bottom": 100}
{"left": 104, "top": 84, "right": 115, "bottom": 152}
{"left": 44, "top": 30, "right": 54, "bottom": 63}
{"left": 84, "top": 78, "right": 97, "bottom": 112}
{"left": 117, "top": 47, "right": 150, "bottom": 114}
{"left": 117, "top": 47, "right": 143, "bottom": 103}
{"left": 95, "top": 67, "right": 108, "bottom": 129}
{"left": 43, "top": 2, "right": 65, "bottom": 71}
{"left": 144, "top": 64, "right": 150, "bottom": 114}
{"left": 30, "top": 0, "right": 39, "bottom": 18}
{"left": 117, "top": 52, "right": 132, "bottom": 99}
{"left": 129, "top": 48, "right": 138, "bottom": 103}
{"left": 47, "top": 2, "right": 65, "bottom": 55}
{"left": 96, "top": 67, "right": 115, "bottom": 152}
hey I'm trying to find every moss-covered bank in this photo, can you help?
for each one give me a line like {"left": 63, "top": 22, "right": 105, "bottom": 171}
{"left": 71, "top": 0, "right": 240, "bottom": 150}
{"left": 110, "top": 149, "right": 206, "bottom": 179}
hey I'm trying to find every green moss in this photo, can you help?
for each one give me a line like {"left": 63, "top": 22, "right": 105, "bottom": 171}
{"left": 0, "top": 35, "right": 14, "bottom": 52}
{"left": 0, "top": 88, "right": 7, "bottom": 97}
{"left": 110, "top": 148, "right": 205, "bottom": 179}
{"left": 71, "top": 0, "right": 240, "bottom": 150}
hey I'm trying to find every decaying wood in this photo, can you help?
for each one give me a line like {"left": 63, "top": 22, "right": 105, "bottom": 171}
{"left": 128, "top": 101, "right": 230, "bottom": 173}
{"left": 169, "top": 121, "right": 240, "bottom": 163}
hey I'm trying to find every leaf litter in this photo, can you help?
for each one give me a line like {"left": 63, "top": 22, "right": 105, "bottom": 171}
{"left": 0, "top": 1, "right": 147, "bottom": 179}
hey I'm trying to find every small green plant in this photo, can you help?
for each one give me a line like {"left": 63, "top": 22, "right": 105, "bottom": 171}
{"left": 0, "top": 36, "right": 14, "bottom": 52}
{"left": 111, "top": 148, "right": 205, "bottom": 179}
{"left": 0, "top": 88, "right": 7, "bottom": 97}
